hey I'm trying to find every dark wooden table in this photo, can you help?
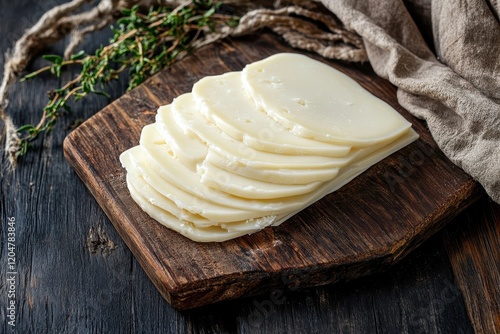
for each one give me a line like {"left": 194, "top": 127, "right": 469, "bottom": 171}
{"left": 1, "top": 1, "right": 499, "bottom": 333}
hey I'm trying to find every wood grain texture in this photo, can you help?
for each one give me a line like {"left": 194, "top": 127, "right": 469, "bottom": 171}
{"left": 445, "top": 198, "right": 500, "bottom": 334}
{"left": 63, "top": 33, "right": 484, "bottom": 310}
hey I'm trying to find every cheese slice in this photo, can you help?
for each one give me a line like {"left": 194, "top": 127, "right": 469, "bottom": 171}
{"left": 119, "top": 53, "right": 420, "bottom": 242}
{"left": 139, "top": 124, "right": 418, "bottom": 218}
{"left": 157, "top": 103, "right": 340, "bottom": 184}
{"left": 171, "top": 93, "right": 389, "bottom": 170}
{"left": 204, "top": 150, "right": 340, "bottom": 185}
{"left": 155, "top": 104, "right": 206, "bottom": 171}
{"left": 121, "top": 127, "right": 418, "bottom": 241}
{"left": 242, "top": 53, "right": 412, "bottom": 147}
{"left": 126, "top": 171, "right": 281, "bottom": 234}
{"left": 121, "top": 147, "right": 264, "bottom": 222}
{"left": 269, "top": 128, "right": 419, "bottom": 227}
{"left": 126, "top": 171, "right": 218, "bottom": 227}
{"left": 126, "top": 184, "right": 259, "bottom": 242}
{"left": 171, "top": 93, "right": 344, "bottom": 169}
{"left": 138, "top": 124, "right": 324, "bottom": 213}
{"left": 198, "top": 162, "right": 323, "bottom": 199}
{"left": 192, "top": 71, "right": 352, "bottom": 157}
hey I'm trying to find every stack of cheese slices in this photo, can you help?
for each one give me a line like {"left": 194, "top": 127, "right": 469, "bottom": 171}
{"left": 120, "top": 53, "right": 419, "bottom": 242}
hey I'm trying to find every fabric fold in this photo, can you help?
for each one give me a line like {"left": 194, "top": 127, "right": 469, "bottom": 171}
{"left": 322, "top": 0, "right": 500, "bottom": 203}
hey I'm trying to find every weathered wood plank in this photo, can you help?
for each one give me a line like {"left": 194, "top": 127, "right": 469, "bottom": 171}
{"left": 232, "top": 232, "right": 474, "bottom": 334}
{"left": 445, "top": 198, "right": 500, "bottom": 334}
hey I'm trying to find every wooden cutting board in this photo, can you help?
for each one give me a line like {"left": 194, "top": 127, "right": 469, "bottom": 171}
{"left": 63, "top": 33, "right": 483, "bottom": 310}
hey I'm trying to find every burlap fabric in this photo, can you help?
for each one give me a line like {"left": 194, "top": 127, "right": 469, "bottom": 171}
{"left": 321, "top": 0, "right": 500, "bottom": 203}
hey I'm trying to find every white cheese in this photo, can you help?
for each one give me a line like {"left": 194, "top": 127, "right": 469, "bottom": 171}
{"left": 242, "top": 53, "right": 412, "bottom": 147}
{"left": 126, "top": 171, "right": 280, "bottom": 236}
{"left": 126, "top": 171, "right": 218, "bottom": 227}
{"left": 198, "top": 162, "right": 323, "bottom": 199}
{"left": 268, "top": 128, "right": 419, "bottom": 227}
{"left": 158, "top": 103, "right": 342, "bottom": 185}
{"left": 122, "top": 126, "right": 418, "bottom": 240}
{"left": 126, "top": 184, "right": 259, "bottom": 242}
{"left": 171, "top": 93, "right": 345, "bottom": 169}
{"left": 155, "top": 104, "right": 206, "bottom": 170}
{"left": 204, "top": 150, "right": 340, "bottom": 185}
{"left": 138, "top": 124, "right": 329, "bottom": 213}
{"left": 121, "top": 147, "right": 263, "bottom": 222}
{"left": 192, "top": 71, "right": 352, "bottom": 157}
{"left": 171, "top": 93, "right": 389, "bottom": 170}
{"left": 119, "top": 52, "right": 420, "bottom": 242}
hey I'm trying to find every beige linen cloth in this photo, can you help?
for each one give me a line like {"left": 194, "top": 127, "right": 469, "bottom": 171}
{"left": 320, "top": 0, "right": 500, "bottom": 203}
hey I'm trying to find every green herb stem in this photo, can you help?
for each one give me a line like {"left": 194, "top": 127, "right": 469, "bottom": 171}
{"left": 16, "top": 1, "right": 237, "bottom": 159}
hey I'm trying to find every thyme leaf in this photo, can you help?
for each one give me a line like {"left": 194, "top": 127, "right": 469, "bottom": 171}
{"left": 16, "top": 1, "right": 237, "bottom": 159}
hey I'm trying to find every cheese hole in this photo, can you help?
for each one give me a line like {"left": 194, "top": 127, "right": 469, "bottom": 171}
{"left": 294, "top": 98, "right": 307, "bottom": 107}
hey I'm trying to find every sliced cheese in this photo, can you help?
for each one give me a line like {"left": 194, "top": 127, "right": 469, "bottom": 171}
{"left": 155, "top": 104, "right": 207, "bottom": 170}
{"left": 121, "top": 147, "right": 264, "bottom": 222}
{"left": 126, "top": 184, "right": 255, "bottom": 242}
{"left": 171, "top": 93, "right": 387, "bottom": 170}
{"left": 126, "top": 165, "right": 217, "bottom": 227}
{"left": 122, "top": 127, "right": 418, "bottom": 241}
{"left": 269, "top": 128, "right": 419, "bottom": 227}
{"left": 158, "top": 103, "right": 341, "bottom": 184}
{"left": 192, "top": 71, "right": 351, "bottom": 157}
{"left": 204, "top": 150, "right": 340, "bottom": 185}
{"left": 242, "top": 53, "right": 412, "bottom": 147}
{"left": 138, "top": 124, "right": 320, "bottom": 213}
{"left": 119, "top": 52, "right": 420, "bottom": 243}
{"left": 198, "top": 162, "right": 323, "bottom": 199}
{"left": 127, "top": 173, "right": 280, "bottom": 235}
{"left": 171, "top": 93, "right": 342, "bottom": 169}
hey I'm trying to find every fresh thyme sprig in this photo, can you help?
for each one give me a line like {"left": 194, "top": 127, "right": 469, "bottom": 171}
{"left": 16, "top": 1, "right": 238, "bottom": 158}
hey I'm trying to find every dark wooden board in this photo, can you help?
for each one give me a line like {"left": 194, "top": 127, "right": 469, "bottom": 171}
{"left": 63, "top": 33, "right": 483, "bottom": 310}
